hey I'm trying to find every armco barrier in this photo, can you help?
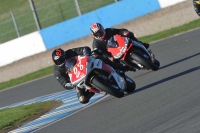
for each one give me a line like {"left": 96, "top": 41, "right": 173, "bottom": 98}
{"left": 0, "top": 32, "right": 46, "bottom": 67}
{"left": 158, "top": 0, "right": 186, "bottom": 8}
{"left": 0, "top": 0, "right": 186, "bottom": 67}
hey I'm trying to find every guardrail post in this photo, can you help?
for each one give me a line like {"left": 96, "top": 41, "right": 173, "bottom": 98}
{"left": 29, "top": 0, "right": 41, "bottom": 30}
{"left": 74, "top": 0, "right": 82, "bottom": 16}
{"left": 10, "top": 11, "right": 20, "bottom": 37}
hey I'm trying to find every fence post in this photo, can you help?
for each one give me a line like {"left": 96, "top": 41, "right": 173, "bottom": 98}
{"left": 74, "top": 0, "right": 81, "bottom": 16}
{"left": 10, "top": 11, "right": 20, "bottom": 37}
{"left": 29, "top": 0, "right": 41, "bottom": 30}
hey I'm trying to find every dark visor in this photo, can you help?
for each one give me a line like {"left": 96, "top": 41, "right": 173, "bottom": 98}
{"left": 93, "top": 29, "right": 104, "bottom": 37}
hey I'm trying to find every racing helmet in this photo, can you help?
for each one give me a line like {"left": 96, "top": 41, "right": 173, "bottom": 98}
{"left": 90, "top": 22, "right": 105, "bottom": 39}
{"left": 52, "top": 48, "right": 66, "bottom": 67}
{"left": 194, "top": 0, "right": 200, "bottom": 16}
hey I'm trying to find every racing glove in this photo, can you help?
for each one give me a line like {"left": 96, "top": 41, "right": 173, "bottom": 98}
{"left": 92, "top": 48, "right": 103, "bottom": 58}
{"left": 123, "top": 30, "right": 150, "bottom": 49}
{"left": 83, "top": 47, "right": 91, "bottom": 56}
{"left": 120, "top": 29, "right": 134, "bottom": 38}
{"left": 93, "top": 48, "right": 103, "bottom": 55}
{"left": 65, "top": 83, "right": 74, "bottom": 90}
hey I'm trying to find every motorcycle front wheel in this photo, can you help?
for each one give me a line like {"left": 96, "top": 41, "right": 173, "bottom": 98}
{"left": 124, "top": 76, "right": 136, "bottom": 93}
{"left": 130, "top": 52, "right": 159, "bottom": 71}
{"left": 91, "top": 76, "right": 124, "bottom": 98}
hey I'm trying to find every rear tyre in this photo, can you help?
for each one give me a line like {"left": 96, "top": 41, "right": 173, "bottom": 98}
{"left": 91, "top": 76, "right": 124, "bottom": 98}
{"left": 131, "top": 52, "right": 159, "bottom": 71}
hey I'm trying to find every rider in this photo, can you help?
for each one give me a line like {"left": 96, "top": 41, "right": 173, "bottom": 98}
{"left": 52, "top": 47, "right": 127, "bottom": 104}
{"left": 193, "top": 0, "right": 200, "bottom": 16}
{"left": 90, "top": 22, "right": 150, "bottom": 71}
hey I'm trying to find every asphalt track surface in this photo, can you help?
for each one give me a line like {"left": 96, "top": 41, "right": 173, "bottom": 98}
{"left": 0, "top": 28, "right": 200, "bottom": 133}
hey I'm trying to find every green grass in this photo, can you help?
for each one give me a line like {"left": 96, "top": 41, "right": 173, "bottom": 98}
{"left": 140, "top": 19, "right": 200, "bottom": 43}
{"left": 0, "top": 101, "right": 62, "bottom": 132}
{"left": 0, "top": 66, "right": 53, "bottom": 90}
{"left": 0, "top": 19, "right": 200, "bottom": 91}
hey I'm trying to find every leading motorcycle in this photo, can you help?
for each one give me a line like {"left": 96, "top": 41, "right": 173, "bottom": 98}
{"left": 107, "top": 34, "right": 160, "bottom": 71}
{"left": 65, "top": 51, "right": 136, "bottom": 98}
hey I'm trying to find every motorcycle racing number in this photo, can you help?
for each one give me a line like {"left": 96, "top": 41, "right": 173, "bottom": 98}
{"left": 69, "top": 56, "right": 87, "bottom": 83}
{"left": 73, "top": 58, "right": 85, "bottom": 79}
{"left": 74, "top": 61, "right": 83, "bottom": 78}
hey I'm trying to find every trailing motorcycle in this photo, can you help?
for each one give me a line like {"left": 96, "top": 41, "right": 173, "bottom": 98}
{"left": 107, "top": 34, "right": 160, "bottom": 71}
{"left": 64, "top": 51, "right": 136, "bottom": 98}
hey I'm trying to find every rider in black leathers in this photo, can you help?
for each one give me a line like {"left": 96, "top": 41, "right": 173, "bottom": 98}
{"left": 193, "top": 0, "right": 200, "bottom": 16}
{"left": 90, "top": 22, "right": 150, "bottom": 71}
{"left": 52, "top": 47, "right": 127, "bottom": 104}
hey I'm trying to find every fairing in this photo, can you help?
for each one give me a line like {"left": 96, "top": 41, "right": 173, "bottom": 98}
{"left": 107, "top": 34, "right": 132, "bottom": 60}
{"left": 66, "top": 55, "right": 126, "bottom": 91}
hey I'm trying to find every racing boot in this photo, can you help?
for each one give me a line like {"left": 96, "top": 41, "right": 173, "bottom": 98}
{"left": 137, "top": 41, "right": 149, "bottom": 49}
{"left": 131, "top": 35, "right": 149, "bottom": 49}
{"left": 141, "top": 42, "right": 149, "bottom": 49}
{"left": 76, "top": 87, "right": 95, "bottom": 104}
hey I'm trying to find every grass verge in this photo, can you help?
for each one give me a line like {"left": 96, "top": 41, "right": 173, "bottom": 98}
{"left": 0, "top": 101, "right": 62, "bottom": 133}
{"left": 0, "top": 66, "right": 53, "bottom": 91}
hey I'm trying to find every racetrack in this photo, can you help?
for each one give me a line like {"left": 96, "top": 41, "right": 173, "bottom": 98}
{"left": 1, "top": 28, "right": 200, "bottom": 133}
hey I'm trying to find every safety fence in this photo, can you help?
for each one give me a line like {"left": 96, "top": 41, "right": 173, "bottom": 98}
{"left": 0, "top": 0, "right": 118, "bottom": 44}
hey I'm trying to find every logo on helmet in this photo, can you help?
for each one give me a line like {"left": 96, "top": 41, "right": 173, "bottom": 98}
{"left": 91, "top": 23, "right": 99, "bottom": 33}
{"left": 54, "top": 56, "right": 60, "bottom": 60}
{"left": 56, "top": 49, "right": 62, "bottom": 56}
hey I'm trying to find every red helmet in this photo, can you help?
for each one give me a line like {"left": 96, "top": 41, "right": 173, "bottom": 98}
{"left": 90, "top": 22, "right": 105, "bottom": 39}
{"left": 52, "top": 48, "right": 66, "bottom": 67}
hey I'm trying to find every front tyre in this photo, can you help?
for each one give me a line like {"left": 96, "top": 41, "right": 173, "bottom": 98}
{"left": 91, "top": 76, "right": 124, "bottom": 98}
{"left": 124, "top": 76, "right": 136, "bottom": 93}
{"left": 131, "top": 52, "right": 159, "bottom": 71}
{"left": 153, "top": 59, "right": 160, "bottom": 70}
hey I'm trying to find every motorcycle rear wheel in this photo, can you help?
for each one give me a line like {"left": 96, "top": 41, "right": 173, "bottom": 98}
{"left": 91, "top": 76, "right": 124, "bottom": 98}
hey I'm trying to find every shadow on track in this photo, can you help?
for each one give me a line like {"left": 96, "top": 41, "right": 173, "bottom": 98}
{"left": 94, "top": 53, "right": 200, "bottom": 101}
{"left": 159, "top": 52, "right": 200, "bottom": 70}
{"left": 95, "top": 66, "right": 200, "bottom": 102}
{"left": 134, "top": 66, "right": 200, "bottom": 94}
{"left": 133, "top": 52, "right": 200, "bottom": 78}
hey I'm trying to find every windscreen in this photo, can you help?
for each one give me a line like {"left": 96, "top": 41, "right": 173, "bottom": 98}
{"left": 65, "top": 57, "right": 77, "bottom": 72}
{"left": 107, "top": 36, "right": 118, "bottom": 48}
